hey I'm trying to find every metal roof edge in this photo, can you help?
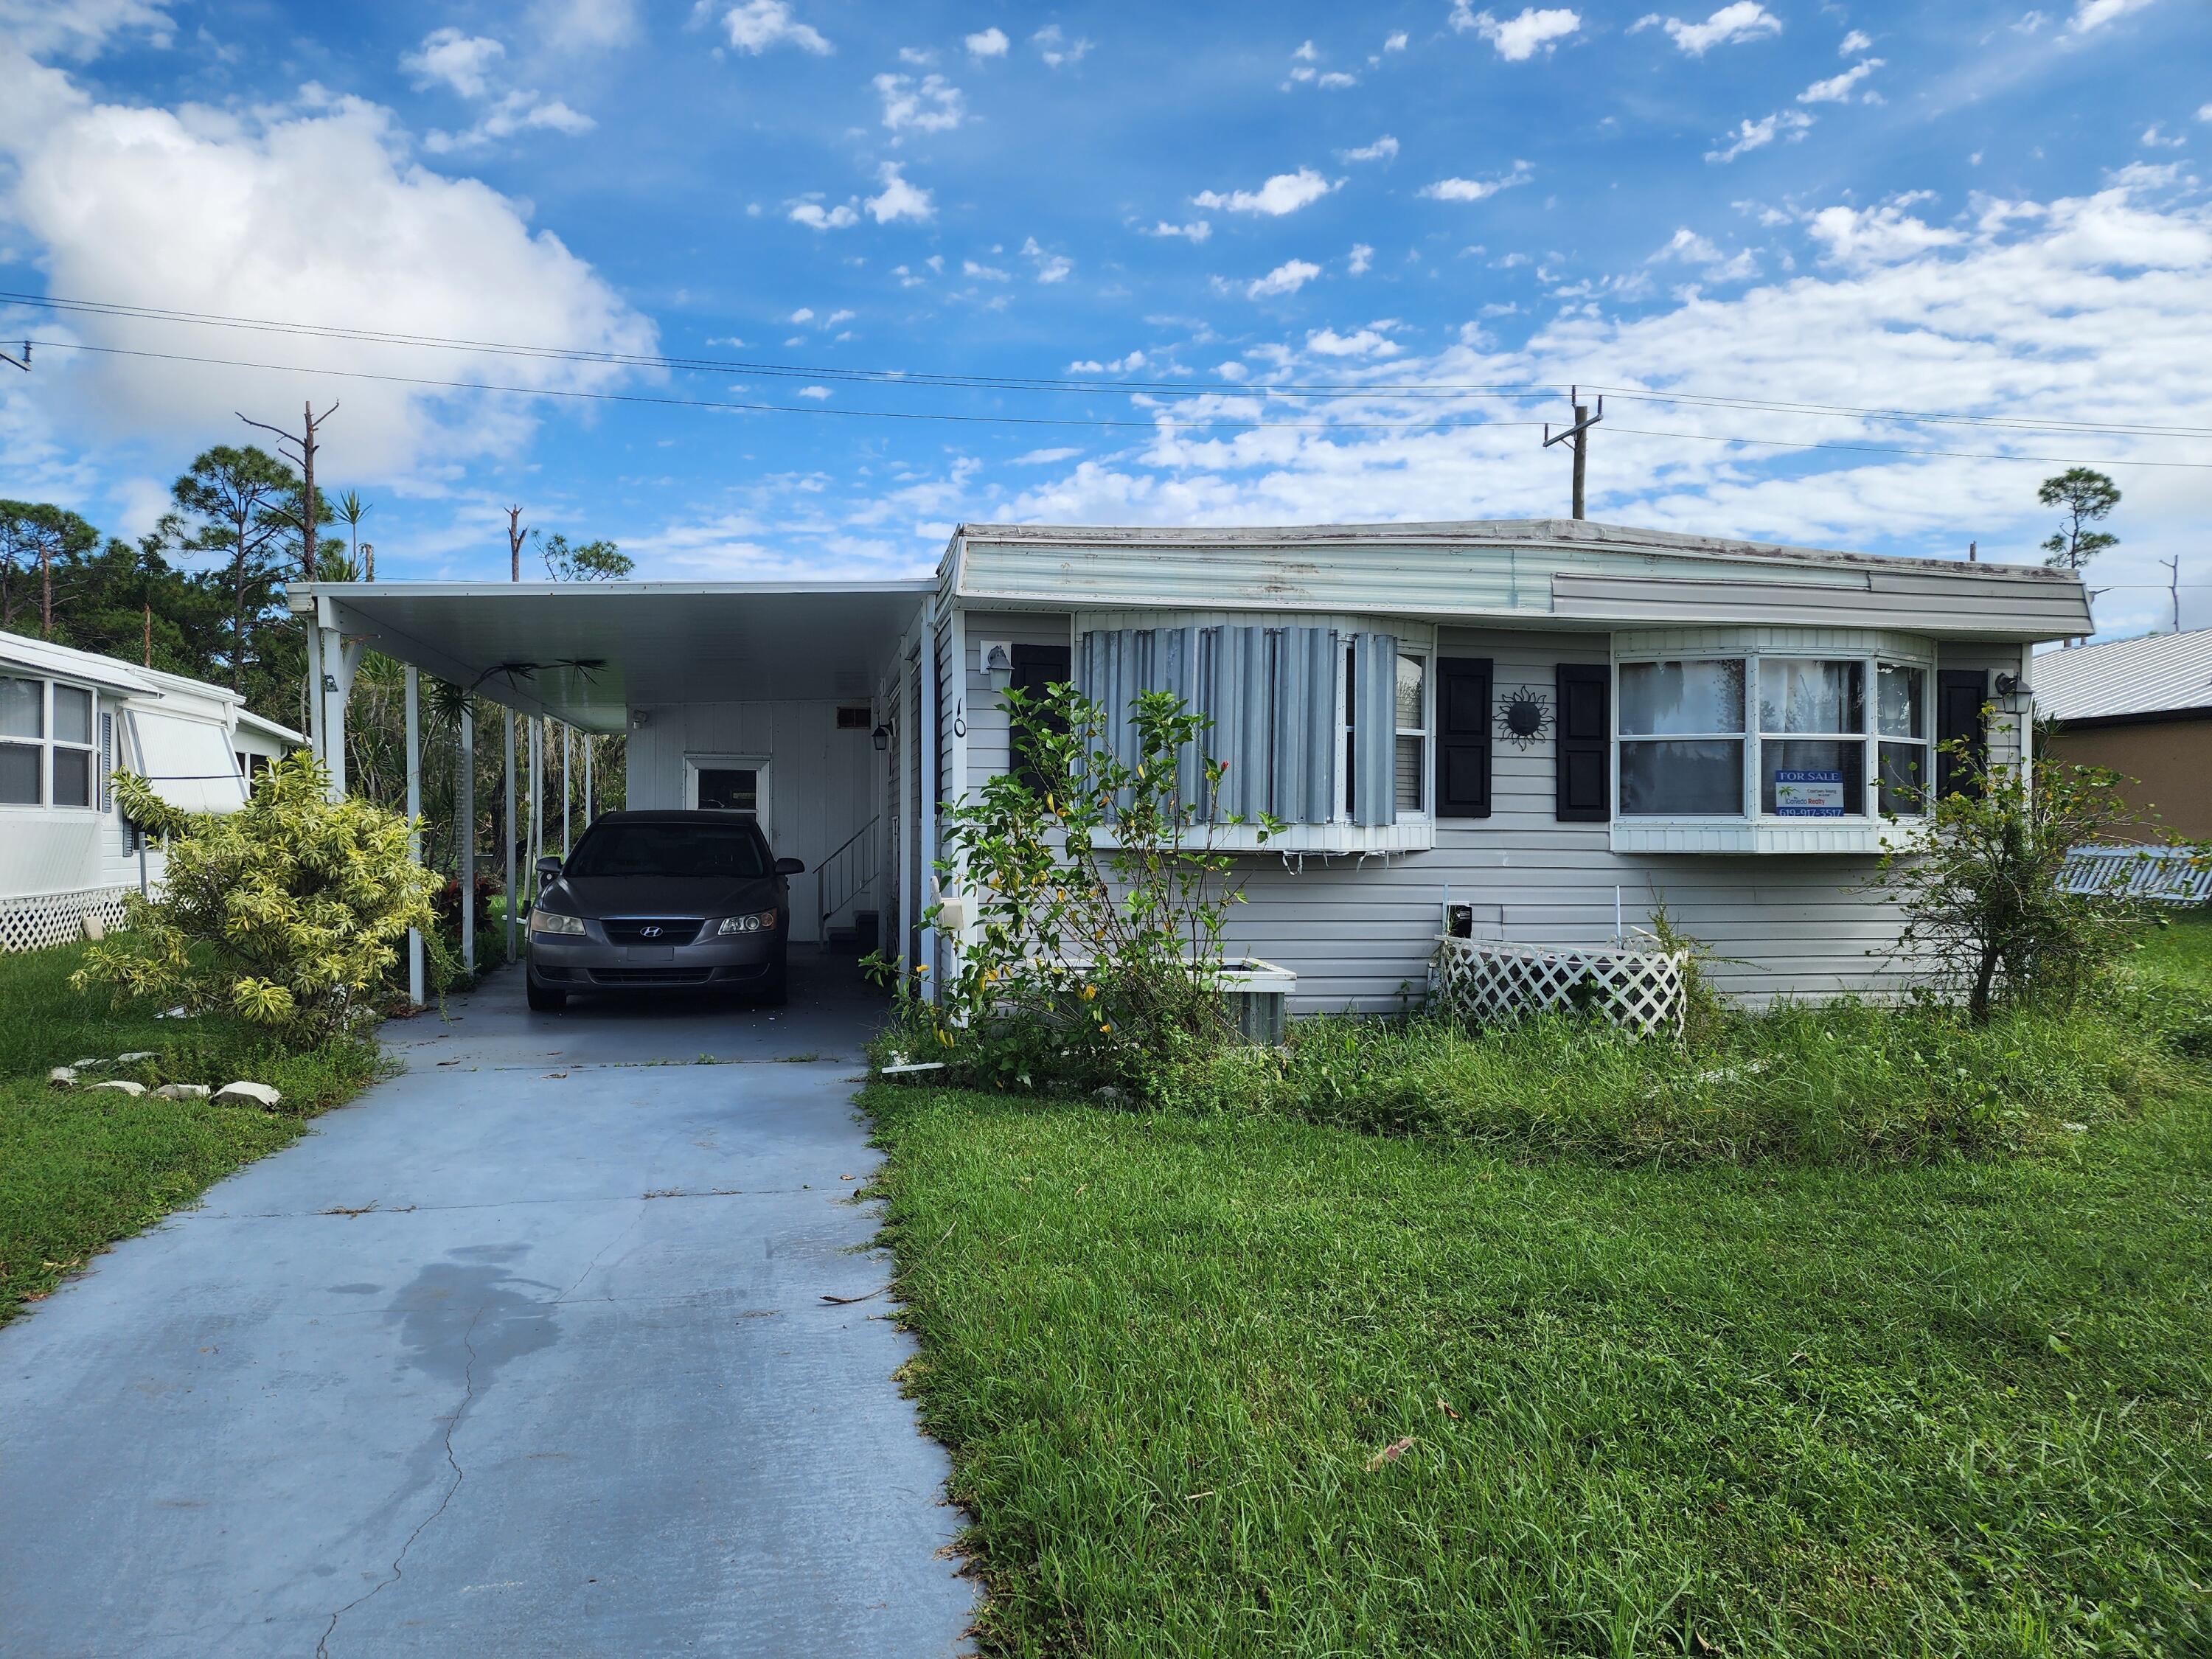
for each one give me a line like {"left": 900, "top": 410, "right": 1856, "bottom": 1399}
{"left": 291, "top": 578, "right": 938, "bottom": 603}
{"left": 950, "top": 518, "right": 2078, "bottom": 587}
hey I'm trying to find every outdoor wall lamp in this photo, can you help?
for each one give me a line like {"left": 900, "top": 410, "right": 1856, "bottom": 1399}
{"left": 872, "top": 720, "right": 893, "bottom": 751}
{"left": 1995, "top": 672, "right": 2031, "bottom": 700}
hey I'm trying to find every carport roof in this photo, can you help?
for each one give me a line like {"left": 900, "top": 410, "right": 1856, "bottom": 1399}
{"left": 291, "top": 580, "right": 932, "bottom": 731}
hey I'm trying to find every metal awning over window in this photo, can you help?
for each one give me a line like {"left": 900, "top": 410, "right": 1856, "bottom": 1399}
{"left": 127, "top": 709, "right": 248, "bottom": 815}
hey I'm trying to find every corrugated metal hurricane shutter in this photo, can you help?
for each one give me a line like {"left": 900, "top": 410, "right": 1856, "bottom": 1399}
{"left": 1351, "top": 631, "right": 1398, "bottom": 828}
{"left": 1079, "top": 624, "right": 1343, "bottom": 823}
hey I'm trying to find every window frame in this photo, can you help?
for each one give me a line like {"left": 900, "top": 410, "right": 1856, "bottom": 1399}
{"left": 1393, "top": 648, "right": 1433, "bottom": 821}
{"left": 1613, "top": 649, "right": 1933, "bottom": 826}
{"left": 0, "top": 675, "right": 101, "bottom": 813}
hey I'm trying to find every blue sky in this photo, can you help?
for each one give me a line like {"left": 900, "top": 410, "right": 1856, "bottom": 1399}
{"left": 1, "top": 0, "right": 2206, "bottom": 636}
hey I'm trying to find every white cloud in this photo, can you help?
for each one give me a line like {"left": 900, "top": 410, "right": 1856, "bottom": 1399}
{"left": 787, "top": 196, "right": 858, "bottom": 229}
{"left": 0, "top": 0, "right": 174, "bottom": 58}
{"left": 1032, "top": 24, "right": 1092, "bottom": 67}
{"left": 1247, "top": 259, "right": 1322, "bottom": 299}
{"left": 1340, "top": 135, "right": 1399, "bottom": 162}
{"left": 1070, "top": 350, "right": 1146, "bottom": 373}
{"left": 1649, "top": 226, "right": 1760, "bottom": 279}
{"left": 1022, "top": 236, "right": 1073, "bottom": 282}
{"left": 1349, "top": 242, "right": 1375, "bottom": 274}
{"left": 964, "top": 26, "right": 1009, "bottom": 58}
{"left": 719, "top": 0, "right": 830, "bottom": 55}
{"left": 0, "top": 64, "right": 655, "bottom": 476}
{"left": 2067, "top": 0, "right": 2158, "bottom": 30}
{"left": 1452, "top": 5, "right": 1582, "bottom": 60}
{"left": 403, "top": 29, "right": 505, "bottom": 98}
{"left": 2140, "top": 124, "right": 2185, "bottom": 149}
{"left": 1147, "top": 220, "right": 1212, "bottom": 242}
{"left": 1384, "top": 29, "right": 1409, "bottom": 49}
{"left": 789, "top": 307, "right": 815, "bottom": 322}
{"left": 1307, "top": 327, "right": 1399, "bottom": 357}
{"left": 1838, "top": 28, "right": 1872, "bottom": 53}
{"left": 873, "top": 72, "right": 965, "bottom": 134}
{"left": 1193, "top": 166, "right": 1337, "bottom": 216}
{"left": 1014, "top": 446, "right": 1083, "bottom": 464}
{"left": 864, "top": 162, "right": 933, "bottom": 223}
{"left": 796, "top": 384, "right": 832, "bottom": 399}
{"left": 963, "top": 259, "right": 1009, "bottom": 279}
{"left": 1806, "top": 201, "right": 1967, "bottom": 265}
{"left": 425, "top": 91, "right": 597, "bottom": 152}
{"left": 1632, "top": 3, "right": 1782, "bottom": 55}
{"left": 1420, "top": 161, "right": 1534, "bottom": 201}
{"left": 538, "top": 0, "right": 639, "bottom": 50}
{"left": 1706, "top": 109, "right": 1812, "bottom": 162}
{"left": 1798, "top": 58, "right": 1883, "bottom": 103}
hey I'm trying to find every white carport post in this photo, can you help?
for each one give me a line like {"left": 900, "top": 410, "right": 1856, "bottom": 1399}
{"left": 582, "top": 734, "right": 594, "bottom": 829}
{"left": 528, "top": 719, "right": 544, "bottom": 900}
{"left": 459, "top": 700, "right": 476, "bottom": 975}
{"left": 504, "top": 712, "right": 518, "bottom": 960}
{"left": 404, "top": 664, "right": 424, "bottom": 1006}
{"left": 561, "top": 726, "right": 572, "bottom": 857}
{"left": 316, "top": 620, "right": 348, "bottom": 800}
{"left": 304, "top": 622, "right": 324, "bottom": 762}
{"left": 918, "top": 594, "right": 939, "bottom": 1006}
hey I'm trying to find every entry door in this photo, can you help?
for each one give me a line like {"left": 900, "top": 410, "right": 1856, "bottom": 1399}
{"left": 683, "top": 754, "right": 771, "bottom": 843}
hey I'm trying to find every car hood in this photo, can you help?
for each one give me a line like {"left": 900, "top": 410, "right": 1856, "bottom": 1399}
{"left": 550, "top": 873, "right": 781, "bottom": 917}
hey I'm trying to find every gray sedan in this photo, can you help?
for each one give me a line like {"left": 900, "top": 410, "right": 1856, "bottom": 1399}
{"left": 525, "top": 810, "right": 804, "bottom": 1011}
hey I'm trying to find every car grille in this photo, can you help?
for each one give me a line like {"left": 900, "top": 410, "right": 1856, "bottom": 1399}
{"left": 590, "top": 967, "right": 715, "bottom": 984}
{"left": 600, "top": 918, "right": 705, "bottom": 945}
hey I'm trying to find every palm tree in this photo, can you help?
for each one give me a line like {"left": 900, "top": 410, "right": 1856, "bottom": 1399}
{"left": 335, "top": 490, "right": 371, "bottom": 581}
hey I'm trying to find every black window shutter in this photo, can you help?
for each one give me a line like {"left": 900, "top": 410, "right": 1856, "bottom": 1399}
{"left": 1433, "top": 656, "right": 1492, "bottom": 819}
{"left": 1009, "top": 642, "right": 1071, "bottom": 791}
{"left": 1555, "top": 663, "right": 1610, "bottom": 822}
{"left": 1935, "top": 668, "right": 1989, "bottom": 799}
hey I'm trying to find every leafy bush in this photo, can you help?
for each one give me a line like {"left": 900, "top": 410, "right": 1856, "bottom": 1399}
{"left": 1877, "top": 739, "right": 2192, "bottom": 1020}
{"left": 74, "top": 751, "right": 440, "bottom": 1040}
{"left": 1150, "top": 994, "right": 2189, "bottom": 1166}
{"left": 874, "top": 683, "right": 1276, "bottom": 1094}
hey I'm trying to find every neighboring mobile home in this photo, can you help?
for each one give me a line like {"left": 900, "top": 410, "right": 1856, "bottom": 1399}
{"left": 295, "top": 519, "right": 2089, "bottom": 1011}
{"left": 2032, "top": 628, "right": 2212, "bottom": 843}
{"left": 0, "top": 630, "right": 304, "bottom": 952}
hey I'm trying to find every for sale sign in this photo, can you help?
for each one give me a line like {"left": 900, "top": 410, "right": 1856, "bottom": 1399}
{"left": 1773, "top": 769, "right": 1846, "bottom": 817}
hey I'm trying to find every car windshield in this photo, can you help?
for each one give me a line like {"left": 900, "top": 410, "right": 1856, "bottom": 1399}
{"left": 563, "top": 821, "right": 771, "bottom": 879}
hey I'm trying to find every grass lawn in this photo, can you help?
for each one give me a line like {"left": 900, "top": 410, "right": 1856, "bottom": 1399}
{"left": 0, "top": 940, "right": 383, "bottom": 1325}
{"left": 869, "top": 918, "right": 2212, "bottom": 1657}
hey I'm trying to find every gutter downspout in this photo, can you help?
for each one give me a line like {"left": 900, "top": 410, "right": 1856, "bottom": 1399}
{"left": 918, "top": 593, "right": 939, "bottom": 1006}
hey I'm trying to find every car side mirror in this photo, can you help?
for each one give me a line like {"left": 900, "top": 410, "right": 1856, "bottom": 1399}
{"left": 774, "top": 857, "right": 805, "bottom": 876}
{"left": 535, "top": 855, "right": 562, "bottom": 881}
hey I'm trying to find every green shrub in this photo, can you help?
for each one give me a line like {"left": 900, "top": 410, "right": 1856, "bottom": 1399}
{"left": 74, "top": 751, "right": 441, "bottom": 1042}
{"left": 1151, "top": 994, "right": 2188, "bottom": 1166}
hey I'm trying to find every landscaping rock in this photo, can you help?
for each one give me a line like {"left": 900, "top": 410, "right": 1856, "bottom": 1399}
{"left": 72, "top": 1057, "right": 107, "bottom": 1070}
{"left": 154, "top": 1083, "right": 213, "bottom": 1102}
{"left": 88, "top": 1080, "right": 147, "bottom": 1097}
{"left": 116, "top": 1051, "right": 158, "bottom": 1063}
{"left": 214, "top": 1081, "right": 283, "bottom": 1109}
{"left": 48, "top": 1066, "right": 77, "bottom": 1088}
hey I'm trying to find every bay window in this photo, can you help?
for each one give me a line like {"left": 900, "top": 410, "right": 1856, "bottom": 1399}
{"left": 1618, "top": 659, "right": 1745, "bottom": 816}
{"left": 1617, "top": 650, "right": 1931, "bottom": 825}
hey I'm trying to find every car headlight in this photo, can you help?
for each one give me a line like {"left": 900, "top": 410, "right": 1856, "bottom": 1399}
{"left": 531, "top": 908, "right": 587, "bottom": 937}
{"left": 717, "top": 909, "right": 779, "bottom": 936}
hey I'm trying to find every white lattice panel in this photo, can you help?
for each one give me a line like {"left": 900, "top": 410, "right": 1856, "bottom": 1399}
{"left": 1431, "top": 935, "right": 1686, "bottom": 1039}
{"left": 1, "top": 887, "right": 132, "bottom": 954}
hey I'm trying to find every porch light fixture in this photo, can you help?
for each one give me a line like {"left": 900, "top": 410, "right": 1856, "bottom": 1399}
{"left": 979, "top": 640, "right": 1015, "bottom": 691}
{"left": 872, "top": 720, "right": 892, "bottom": 752}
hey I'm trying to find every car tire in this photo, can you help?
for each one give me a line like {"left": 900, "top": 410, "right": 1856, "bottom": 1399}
{"left": 526, "top": 974, "right": 568, "bottom": 1012}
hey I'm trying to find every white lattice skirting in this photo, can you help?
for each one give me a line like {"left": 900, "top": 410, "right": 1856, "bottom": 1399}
{"left": 1430, "top": 935, "right": 1688, "bottom": 1039}
{"left": 1, "top": 887, "right": 133, "bottom": 954}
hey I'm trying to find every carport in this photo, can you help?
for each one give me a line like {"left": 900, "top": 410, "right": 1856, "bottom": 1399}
{"left": 288, "top": 580, "right": 940, "bottom": 995}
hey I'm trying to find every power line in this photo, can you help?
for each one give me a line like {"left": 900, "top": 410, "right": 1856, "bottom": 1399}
{"left": 18, "top": 335, "right": 2212, "bottom": 468}
{"left": 10, "top": 288, "right": 2212, "bottom": 442}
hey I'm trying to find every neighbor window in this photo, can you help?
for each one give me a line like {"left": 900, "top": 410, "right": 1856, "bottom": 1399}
{"left": 1618, "top": 653, "right": 1931, "bottom": 822}
{"left": 1618, "top": 659, "right": 1745, "bottom": 816}
{"left": 1394, "top": 652, "right": 1428, "bottom": 816}
{"left": 0, "top": 676, "right": 96, "bottom": 809}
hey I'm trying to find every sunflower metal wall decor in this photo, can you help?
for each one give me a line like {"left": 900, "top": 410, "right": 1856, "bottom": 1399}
{"left": 1495, "top": 685, "right": 1554, "bottom": 749}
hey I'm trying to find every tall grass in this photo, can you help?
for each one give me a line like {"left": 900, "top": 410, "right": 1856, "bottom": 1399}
{"left": 1150, "top": 991, "right": 2193, "bottom": 1165}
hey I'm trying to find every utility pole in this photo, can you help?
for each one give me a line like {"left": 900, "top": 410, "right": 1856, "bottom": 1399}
{"left": 507, "top": 506, "right": 528, "bottom": 581}
{"left": 239, "top": 400, "right": 339, "bottom": 582}
{"left": 1543, "top": 387, "right": 1605, "bottom": 521}
{"left": 2163, "top": 556, "right": 2181, "bottom": 632}
{"left": 1968, "top": 540, "right": 1978, "bottom": 563}
{"left": 0, "top": 341, "right": 28, "bottom": 372}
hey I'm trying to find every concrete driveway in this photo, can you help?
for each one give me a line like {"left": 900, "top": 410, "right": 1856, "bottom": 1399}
{"left": 0, "top": 953, "right": 975, "bottom": 1658}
